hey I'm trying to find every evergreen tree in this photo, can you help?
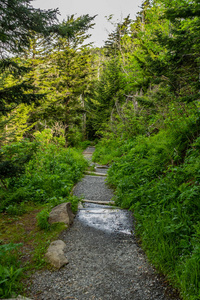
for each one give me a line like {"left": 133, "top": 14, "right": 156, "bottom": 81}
{"left": 88, "top": 56, "right": 123, "bottom": 136}
{"left": 163, "top": 0, "right": 200, "bottom": 102}
{"left": 104, "top": 15, "right": 132, "bottom": 56}
{"left": 18, "top": 15, "right": 96, "bottom": 144}
{"left": 0, "top": 0, "right": 95, "bottom": 115}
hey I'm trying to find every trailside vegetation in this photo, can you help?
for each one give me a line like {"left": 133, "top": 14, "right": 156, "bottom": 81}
{"left": 0, "top": 129, "right": 88, "bottom": 213}
{"left": 0, "top": 0, "right": 92, "bottom": 297}
{"left": 0, "top": 132, "right": 88, "bottom": 297}
{"left": 92, "top": 1, "right": 200, "bottom": 299}
{"left": 0, "top": 130, "right": 88, "bottom": 298}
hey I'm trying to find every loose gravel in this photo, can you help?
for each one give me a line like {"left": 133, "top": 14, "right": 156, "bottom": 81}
{"left": 29, "top": 221, "right": 176, "bottom": 300}
{"left": 73, "top": 175, "right": 113, "bottom": 202}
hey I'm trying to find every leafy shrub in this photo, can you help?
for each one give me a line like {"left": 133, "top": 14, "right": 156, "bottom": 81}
{"left": 0, "top": 243, "right": 23, "bottom": 298}
{"left": 92, "top": 137, "right": 130, "bottom": 164}
{"left": 0, "top": 138, "right": 38, "bottom": 190}
{"left": 0, "top": 129, "right": 88, "bottom": 211}
{"left": 5, "top": 202, "right": 26, "bottom": 216}
{"left": 36, "top": 210, "right": 50, "bottom": 231}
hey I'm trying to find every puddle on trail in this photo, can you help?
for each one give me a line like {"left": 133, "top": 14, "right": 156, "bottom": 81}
{"left": 77, "top": 203, "right": 134, "bottom": 235}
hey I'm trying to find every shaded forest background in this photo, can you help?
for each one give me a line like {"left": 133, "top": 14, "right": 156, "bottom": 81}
{"left": 1, "top": 0, "right": 200, "bottom": 299}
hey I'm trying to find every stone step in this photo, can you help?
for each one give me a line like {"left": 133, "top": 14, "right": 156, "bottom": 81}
{"left": 83, "top": 152, "right": 94, "bottom": 155}
{"left": 82, "top": 199, "right": 115, "bottom": 205}
{"left": 95, "top": 166, "right": 109, "bottom": 169}
{"left": 84, "top": 171, "right": 107, "bottom": 177}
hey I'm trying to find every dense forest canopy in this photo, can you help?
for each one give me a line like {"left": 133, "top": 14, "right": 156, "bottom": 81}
{"left": 1, "top": 0, "right": 200, "bottom": 299}
{"left": 1, "top": 0, "right": 200, "bottom": 144}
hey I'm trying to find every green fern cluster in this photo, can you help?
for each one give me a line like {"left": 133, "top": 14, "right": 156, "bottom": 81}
{"left": 95, "top": 108, "right": 200, "bottom": 299}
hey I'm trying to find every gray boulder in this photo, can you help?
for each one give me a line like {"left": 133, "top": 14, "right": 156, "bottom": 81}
{"left": 45, "top": 240, "right": 68, "bottom": 269}
{"left": 48, "top": 202, "right": 75, "bottom": 225}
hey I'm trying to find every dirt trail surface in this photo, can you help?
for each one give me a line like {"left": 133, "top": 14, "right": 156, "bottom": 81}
{"left": 28, "top": 147, "right": 178, "bottom": 300}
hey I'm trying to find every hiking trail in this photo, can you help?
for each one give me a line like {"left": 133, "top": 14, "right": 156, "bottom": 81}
{"left": 29, "top": 147, "right": 178, "bottom": 300}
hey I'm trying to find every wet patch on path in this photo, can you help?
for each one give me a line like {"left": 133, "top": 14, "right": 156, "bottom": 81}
{"left": 78, "top": 203, "right": 133, "bottom": 235}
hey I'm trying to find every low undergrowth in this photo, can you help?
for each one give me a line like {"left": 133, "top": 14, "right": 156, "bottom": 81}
{"left": 0, "top": 243, "right": 23, "bottom": 298}
{"left": 93, "top": 110, "right": 200, "bottom": 300}
{"left": 0, "top": 203, "right": 67, "bottom": 298}
{"left": 0, "top": 129, "right": 88, "bottom": 212}
{"left": 0, "top": 129, "right": 88, "bottom": 298}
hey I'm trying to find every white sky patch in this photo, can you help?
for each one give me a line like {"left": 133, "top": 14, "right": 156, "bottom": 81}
{"left": 32, "top": 0, "right": 144, "bottom": 47}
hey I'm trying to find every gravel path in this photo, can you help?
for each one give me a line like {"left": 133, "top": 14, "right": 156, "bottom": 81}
{"left": 28, "top": 147, "right": 179, "bottom": 300}
{"left": 73, "top": 175, "right": 113, "bottom": 201}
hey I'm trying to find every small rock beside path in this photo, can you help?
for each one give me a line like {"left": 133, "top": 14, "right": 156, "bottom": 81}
{"left": 48, "top": 202, "right": 74, "bottom": 225}
{"left": 45, "top": 240, "right": 68, "bottom": 269}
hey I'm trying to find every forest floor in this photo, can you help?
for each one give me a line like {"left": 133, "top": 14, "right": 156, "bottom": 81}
{"left": 28, "top": 147, "right": 180, "bottom": 300}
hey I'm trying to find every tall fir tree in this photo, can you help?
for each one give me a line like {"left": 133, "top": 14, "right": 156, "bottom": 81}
{"left": 0, "top": 0, "right": 95, "bottom": 115}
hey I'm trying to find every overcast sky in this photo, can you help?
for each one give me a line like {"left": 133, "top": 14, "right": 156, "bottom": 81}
{"left": 32, "top": 0, "right": 144, "bottom": 47}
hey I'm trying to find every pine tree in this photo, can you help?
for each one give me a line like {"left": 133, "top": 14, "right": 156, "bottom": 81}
{"left": 19, "top": 15, "right": 96, "bottom": 144}
{"left": 0, "top": 0, "right": 95, "bottom": 115}
{"left": 104, "top": 15, "right": 132, "bottom": 56}
{"left": 152, "top": 0, "right": 200, "bottom": 102}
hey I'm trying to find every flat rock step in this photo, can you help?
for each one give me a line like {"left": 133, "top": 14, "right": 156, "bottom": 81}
{"left": 82, "top": 199, "right": 115, "bottom": 205}
{"left": 84, "top": 171, "right": 107, "bottom": 176}
{"left": 83, "top": 152, "right": 94, "bottom": 155}
{"left": 95, "top": 165, "right": 109, "bottom": 169}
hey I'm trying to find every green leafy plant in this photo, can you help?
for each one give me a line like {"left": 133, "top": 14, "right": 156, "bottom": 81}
{"left": 0, "top": 243, "right": 23, "bottom": 298}
{"left": 36, "top": 210, "right": 50, "bottom": 231}
{"left": 0, "top": 130, "right": 88, "bottom": 212}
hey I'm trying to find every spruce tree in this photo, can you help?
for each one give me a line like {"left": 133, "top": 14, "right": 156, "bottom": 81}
{"left": 0, "top": 0, "right": 95, "bottom": 115}
{"left": 19, "top": 15, "right": 96, "bottom": 144}
{"left": 152, "top": 0, "right": 200, "bottom": 102}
